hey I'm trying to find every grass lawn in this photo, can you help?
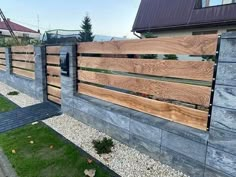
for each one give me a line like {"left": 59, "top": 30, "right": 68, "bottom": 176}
{"left": 0, "top": 95, "right": 18, "bottom": 113}
{"left": 0, "top": 123, "right": 113, "bottom": 177}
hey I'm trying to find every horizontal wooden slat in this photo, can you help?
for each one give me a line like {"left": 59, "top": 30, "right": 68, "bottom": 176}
{"left": 79, "top": 70, "right": 211, "bottom": 106}
{"left": 47, "top": 86, "right": 61, "bottom": 98}
{"left": 0, "top": 65, "right": 5, "bottom": 71}
{"left": 0, "top": 48, "right": 5, "bottom": 53}
{"left": 0, "top": 60, "right": 6, "bottom": 65}
{"left": 78, "top": 57, "right": 214, "bottom": 81}
{"left": 12, "top": 68, "right": 34, "bottom": 79}
{"left": 0, "top": 54, "right": 5, "bottom": 59}
{"left": 46, "top": 46, "right": 61, "bottom": 54}
{"left": 48, "top": 95, "right": 61, "bottom": 105}
{"left": 78, "top": 34, "right": 217, "bottom": 55}
{"left": 12, "top": 61, "right": 35, "bottom": 70}
{"left": 12, "top": 54, "right": 35, "bottom": 62}
{"left": 11, "top": 45, "right": 34, "bottom": 53}
{"left": 47, "top": 76, "right": 61, "bottom": 88}
{"left": 47, "top": 55, "right": 60, "bottom": 65}
{"left": 78, "top": 83, "right": 208, "bottom": 130}
{"left": 47, "top": 66, "right": 60, "bottom": 76}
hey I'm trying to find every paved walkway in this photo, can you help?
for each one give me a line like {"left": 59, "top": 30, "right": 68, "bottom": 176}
{"left": 0, "top": 102, "right": 61, "bottom": 133}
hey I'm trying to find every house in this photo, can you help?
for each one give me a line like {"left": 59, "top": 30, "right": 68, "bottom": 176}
{"left": 132, "top": 0, "right": 236, "bottom": 37}
{"left": 93, "top": 35, "right": 127, "bottom": 42}
{"left": 0, "top": 18, "right": 40, "bottom": 40}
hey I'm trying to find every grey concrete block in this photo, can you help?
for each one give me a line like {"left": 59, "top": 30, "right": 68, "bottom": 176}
{"left": 160, "top": 147, "right": 205, "bottom": 177}
{"left": 219, "top": 38, "right": 236, "bottom": 62}
{"left": 162, "top": 131, "right": 207, "bottom": 163}
{"left": 130, "top": 119, "right": 162, "bottom": 144}
{"left": 221, "top": 32, "right": 236, "bottom": 39}
{"left": 61, "top": 103, "right": 74, "bottom": 116}
{"left": 214, "top": 85, "right": 236, "bottom": 109}
{"left": 211, "top": 106, "right": 236, "bottom": 133}
{"left": 206, "top": 146, "right": 236, "bottom": 176}
{"left": 209, "top": 127, "right": 236, "bottom": 155}
{"left": 106, "top": 123, "right": 129, "bottom": 145}
{"left": 129, "top": 134, "right": 161, "bottom": 160}
{"left": 204, "top": 166, "right": 233, "bottom": 177}
{"left": 216, "top": 63, "right": 236, "bottom": 87}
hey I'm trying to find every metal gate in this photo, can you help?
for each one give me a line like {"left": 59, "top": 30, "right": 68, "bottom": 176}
{"left": 46, "top": 46, "right": 61, "bottom": 105}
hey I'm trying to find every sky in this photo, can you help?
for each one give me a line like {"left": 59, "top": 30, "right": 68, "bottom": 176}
{"left": 1, "top": 0, "right": 141, "bottom": 38}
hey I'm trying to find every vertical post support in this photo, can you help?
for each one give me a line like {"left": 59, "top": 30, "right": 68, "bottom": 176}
{"left": 5, "top": 47, "right": 12, "bottom": 76}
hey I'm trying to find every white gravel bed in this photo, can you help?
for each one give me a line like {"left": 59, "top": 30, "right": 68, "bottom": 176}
{"left": 0, "top": 82, "right": 40, "bottom": 107}
{"left": 44, "top": 115, "right": 189, "bottom": 177}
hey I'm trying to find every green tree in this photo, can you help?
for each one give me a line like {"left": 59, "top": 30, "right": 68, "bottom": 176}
{"left": 78, "top": 15, "right": 94, "bottom": 42}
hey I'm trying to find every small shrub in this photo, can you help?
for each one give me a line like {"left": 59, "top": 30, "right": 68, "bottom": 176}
{"left": 7, "top": 91, "right": 19, "bottom": 96}
{"left": 92, "top": 137, "right": 114, "bottom": 154}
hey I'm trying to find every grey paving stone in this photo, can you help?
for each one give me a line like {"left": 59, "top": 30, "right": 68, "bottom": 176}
{"left": 161, "top": 131, "right": 207, "bottom": 163}
{"left": 211, "top": 106, "right": 236, "bottom": 133}
{"left": 209, "top": 127, "right": 236, "bottom": 155}
{"left": 206, "top": 146, "right": 236, "bottom": 176}
{"left": 130, "top": 119, "right": 162, "bottom": 144}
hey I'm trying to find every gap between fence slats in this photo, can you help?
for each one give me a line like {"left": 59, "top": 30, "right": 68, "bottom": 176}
{"left": 78, "top": 83, "right": 208, "bottom": 130}
{"left": 78, "top": 70, "right": 211, "bottom": 107}
{"left": 77, "top": 34, "right": 217, "bottom": 55}
{"left": 47, "top": 76, "right": 61, "bottom": 88}
{"left": 78, "top": 57, "right": 214, "bottom": 82}
{"left": 48, "top": 95, "right": 61, "bottom": 105}
{"left": 12, "top": 68, "right": 35, "bottom": 79}
{"left": 47, "top": 85, "right": 61, "bottom": 98}
{"left": 12, "top": 61, "right": 35, "bottom": 70}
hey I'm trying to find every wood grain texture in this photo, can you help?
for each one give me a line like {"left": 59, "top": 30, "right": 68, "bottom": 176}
{"left": 47, "top": 55, "right": 60, "bottom": 65}
{"left": 11, "top": 45, "right": 34, "bottom": 53}
{"left": 47, "top": 85, "right": 61, "bottom": 98}
{"left": 0, "top": 48, "right": 5, "bottom": 53}
{"left": 78, "top": 83, "right": 208, "bottom": 130}
{"left": 12, "top": 68, "right": 35, "bottom": 79}
{"left": 0, "top": 54, "right": 5, "bottom": 59}
{"left": 0, "top": 59, "right": 6, "bottom": 65}
{"left": 12, "top": 54, "right": 35, "bottom": 62}
{"left": 47, "top": 66, "right": 60, "bottom": 76}
{"left": 0, "top": 65, "right": 5, "bottom": 71}
{"left": 78, "top": 70, "right": 211, "bottom": 106}
{"left": 78, "top": 34, "right": 217, "bottom": 55}
{"left": 78, "top": 57, "right": 214, "bottom": 81}
{"left": 12, "top": 61, "right": 35, "bottom": 70}
{"left": 48, "top": 95, "right": 61, "bottom": 105}
{"left": 47, "top": 76, "right": 61, "bottom": 88}
{"left": 46, "top": 46, "right": 61, "bottom": 54}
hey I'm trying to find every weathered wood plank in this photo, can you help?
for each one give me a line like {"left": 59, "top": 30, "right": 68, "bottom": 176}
{"left": 47, "top": 66, "right": 60, "bottom": 76}
{"left": 47, "top": 55, "right": 60, "bottom": 65}
{"left": 0, "top": 65, "right": 5, "bottom": 71}
{"left": 47, "top": 76, "right": 61, "bottom": 88}
{"left": 78, "top": 70, "right": 211, "bottom": 106}
{"left": 47, "top": 85, "right": 61, "bottom": 98}
{"left": 0, "top": 48, "right": 5, "bottom": 53}
{"left": 0, "top": 59, "right": 6, "bottom": 65}
{"left": 48, "top": 95, "right": 61, "bottom": 105}
{"left": 78, "top": 35, "right": 217, "bottom": 55}
{"left": 0, "top": 54, "right": 5, "bottom": 59}
{"left": 11, "top": 45, "right": 34, "bottom": 53}
{"left": 12, "top": 54, "right": 35, "bottom": 62}
{"left": 46, "top": 46, "right": 61, "bottom": 54}
{"left": 78, "top": 83, "right": 208, "bottom": 130}
{"left": 12, "top": 61, "right": 35, "bottom": 70}
{"left": 78, "top": 57, "right": 214, "bottom": 81}
{"left": 12, "top": 68, "right": 35, "bottom": 79}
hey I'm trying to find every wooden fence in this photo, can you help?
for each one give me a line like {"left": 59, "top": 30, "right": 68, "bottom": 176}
{"left": 46, "top": 46, "right": 61, "bottom": 104}
{"left": 77, "top": 35, "right": 218, "bottom": 130}
{"left": 11, "top": 45, "right": 35, "bottom": 79}
{"left": 0, "top": 48, "right": 6, "bottom": 71}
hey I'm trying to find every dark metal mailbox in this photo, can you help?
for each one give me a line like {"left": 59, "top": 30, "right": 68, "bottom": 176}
{"left": 60, "top": 52, "right": 69, "bottom": 76}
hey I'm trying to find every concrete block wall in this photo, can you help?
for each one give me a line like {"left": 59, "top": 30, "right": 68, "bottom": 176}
{"left": 0, "top": 46, "right": 46, "bottom": 102}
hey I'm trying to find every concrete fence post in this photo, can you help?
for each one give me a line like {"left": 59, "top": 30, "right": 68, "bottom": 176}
{"left": 34, "top": 46, "right": 47, "bottom": 102}
{"left": 60, "top": 45, "right": 77, "bottom": 115}
{"left": 5, "top": 47, "right": 12, "bottom": 77}
{"left": 205, "top": 32, "right": 236, "bottom": 177}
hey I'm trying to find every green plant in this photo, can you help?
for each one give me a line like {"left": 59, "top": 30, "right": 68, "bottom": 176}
{"left": 79, "top": 15, "right": 94, "bottom": 42}
{"left": 92, "top": 137, "right": 114, "bottom": 154}
{"left": 7, "top": 91, "right": 19, "bottom": 96}
{"left": 141, "top": 32, "right": 158, "bottom": 59}
{"left": 164, "top": 54, "right": 178, "bottom": 60}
